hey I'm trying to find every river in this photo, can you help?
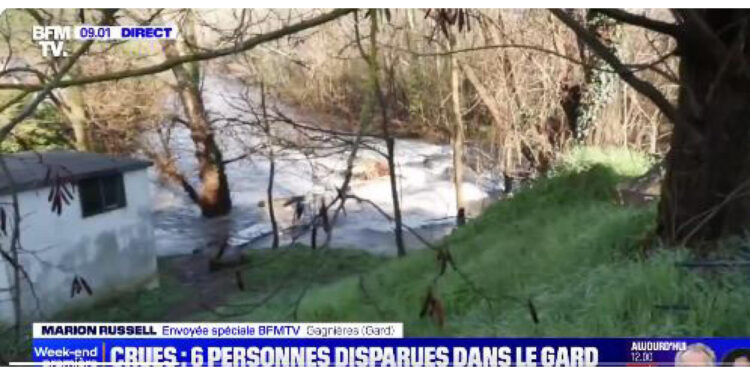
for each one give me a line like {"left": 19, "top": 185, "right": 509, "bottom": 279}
{"left": 147, "top": 76, "right": 505, "bottom": 257}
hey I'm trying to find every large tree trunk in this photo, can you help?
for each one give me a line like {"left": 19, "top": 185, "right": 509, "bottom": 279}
{"left": 657, "top": 10, "right": 750, "bottom": 247}
{"left": 175, "top": 69, "right": 232, "bottom": 217}
{"left": 162, "top": 40, "right": 232, "bottom": 217}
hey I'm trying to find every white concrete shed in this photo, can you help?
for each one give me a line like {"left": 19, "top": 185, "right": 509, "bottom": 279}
{"left": 0, "top": 151, "right": 158, "bottom": 323}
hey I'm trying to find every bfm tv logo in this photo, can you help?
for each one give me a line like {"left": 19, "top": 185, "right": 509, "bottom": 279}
{"left": 32, "top": 26, "right": 72, "bottom": 57}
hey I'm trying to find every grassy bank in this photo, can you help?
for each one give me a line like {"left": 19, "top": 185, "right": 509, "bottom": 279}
{"left": 5, "top": 147, "right": 750, "bottom": 362}
{"left": 213, "top": 147, "right": 750, "bottom": 336}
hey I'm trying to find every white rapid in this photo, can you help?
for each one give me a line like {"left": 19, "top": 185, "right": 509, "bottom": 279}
{"left": 148, "top": 76, "right": 504, "bottom": 257}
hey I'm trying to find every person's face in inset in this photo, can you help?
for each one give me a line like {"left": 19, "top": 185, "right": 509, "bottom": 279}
{"left": 678, "top": 350, "right": 713, "bottom": 366}
{"left": 732, "top": 356, "right": 750, "bottom": 367}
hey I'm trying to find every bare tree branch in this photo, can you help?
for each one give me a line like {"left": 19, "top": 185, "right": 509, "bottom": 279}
{"left": 550, "top": 9, "right": 687, "bottom": 133}
{"left": 594, "top": 9, "right": 681, "bottom": 38}
{"left": 0, "top": 9, "right": 354, "bottom": 92}
{"left": 0, "top": 10, "right": 117, "bottom": 143}
{"left": 379, "top": 42, "right": 678, "bottom": 83}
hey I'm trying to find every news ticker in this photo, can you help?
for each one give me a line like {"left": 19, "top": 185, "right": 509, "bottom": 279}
{"left": 20, "top": 322, "right": 750, "bottom": 367}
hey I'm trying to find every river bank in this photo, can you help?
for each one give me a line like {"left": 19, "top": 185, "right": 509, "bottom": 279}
{"left": 5, "top": 146, "right": 749, "bottom": 364}
{"left": 37, "top": 147, "right": 750, "bottom": 338}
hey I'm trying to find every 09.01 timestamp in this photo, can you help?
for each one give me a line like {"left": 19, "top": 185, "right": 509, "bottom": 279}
{"left": 76, "top": 26, "right": 112, "bottom": 40}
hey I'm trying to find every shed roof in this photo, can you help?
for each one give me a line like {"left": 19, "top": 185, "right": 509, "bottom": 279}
{"left": 0, "top": 150, "right": 152, "bottom": 195}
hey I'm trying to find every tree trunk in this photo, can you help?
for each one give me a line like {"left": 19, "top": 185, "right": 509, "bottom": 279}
{"left": 267, "top": 155, "right": 279, "bottom": 248}
{"left": 385, "top": 138, "right": 406, "bottom": 256}
{"left": 161, "top": 40, "right": 232, "bottom": 218}
{"left": 572, "top": 11, "right": 621, "bottom": 143}
{"left": 658, "top": 27, "right": 750, "bottom": 247}
{"left": 261, "top": 83, "right": 279, "bottom": 249}
{"left": 59, "top": 86, "right": 92, "bottom": 151}
{"left": 657, "top": 10, "right": 750, "bottom": 247}
{"left": 0, "top": 156, "right": 22, "bottom": 342}
{"left": 449, "top": 47, "right": 466, "bottom": 225}
{"left": 366, "top": 12, "right": 406, "bottom": 257}
{"left": 178, "top": 76, "right": 232, "bottom": 218}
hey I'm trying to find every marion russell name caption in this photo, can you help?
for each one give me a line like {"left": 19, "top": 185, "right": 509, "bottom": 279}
{"left": 33, "top": 322, "right": 404, "bottom": 339}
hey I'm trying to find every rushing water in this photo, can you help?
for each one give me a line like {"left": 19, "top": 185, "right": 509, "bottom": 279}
{"left": 148, "top": 76, "right": 504, "bottom": 257}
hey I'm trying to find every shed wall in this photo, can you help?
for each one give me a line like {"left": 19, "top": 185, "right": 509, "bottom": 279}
{"left": 0, "top": 168, "right": 157, "bottom": 323}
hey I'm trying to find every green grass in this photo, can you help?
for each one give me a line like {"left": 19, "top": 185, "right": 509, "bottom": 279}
{"left": 559, "top": 145, "right": 655, "bottom": 177}
{"left": 216, "top": 146, "right": 750, "bottom": 336}
{"left": 5, "top": 146, "right": 750, "bottom": 362}
{"left": 192, "top": 246, "right": 386, "bottom": 321}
